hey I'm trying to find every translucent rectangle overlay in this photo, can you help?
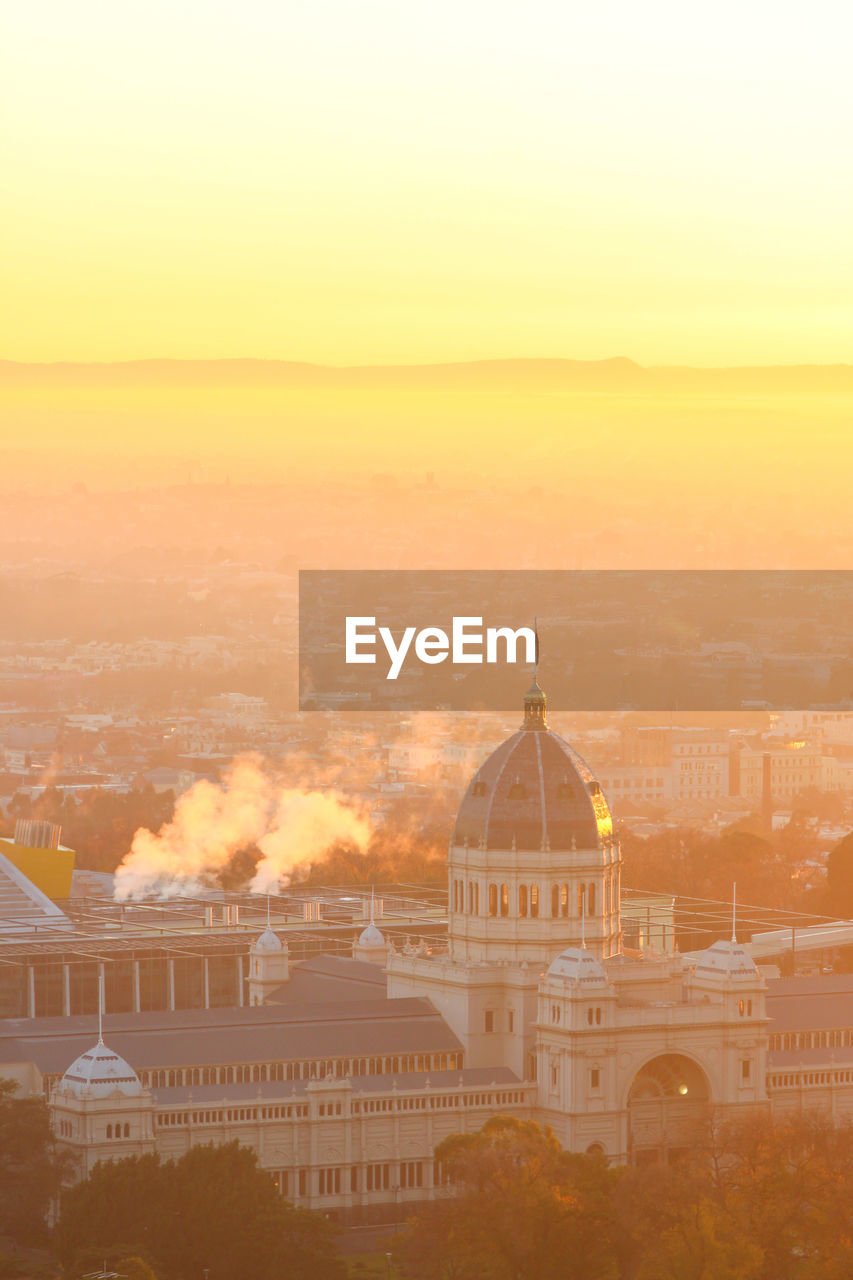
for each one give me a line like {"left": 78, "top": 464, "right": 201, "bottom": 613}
{"left": 298, "top": 570, "right": 853, "bottom": 711}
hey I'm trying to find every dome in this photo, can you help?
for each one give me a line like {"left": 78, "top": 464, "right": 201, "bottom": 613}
{"left": 358, "top": 921, "right": 386, "bottom": 948}
{"left": 693, "top": 939, "right": 758, "bottom": 980}
{"left": 254, "top": 926, "right": 284, "bottom": 953}
{"left": 59, "top": 1040, "right": 142, "bottom": 1100}
{"left": 546, "top": 946, "right": 608, "bottom": 983}
{"left": 454, "top": 683, "right": 612, "bottom": 852}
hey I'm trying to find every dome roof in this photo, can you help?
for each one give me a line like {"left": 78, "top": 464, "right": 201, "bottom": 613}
{"left": 358, "top": 921, "right": 386, "bottom": 948}
{"left": 693, "top": 939, "right": 758, "bottom": 980}
{"left": 546, "top": 946, "right": 608, "bottom": 983}
{"left": 454, "top": 686, "right": 612, "bottom": 852}
{"left": 59, "top": 1040, "right": 142, "bottom": 1100}
{"left": 254, "top": 926, "right": 284, "bottom": 953}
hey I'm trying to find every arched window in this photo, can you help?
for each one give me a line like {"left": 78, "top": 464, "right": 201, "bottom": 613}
{"left": 488, "top": 884, "right": 498, "bottom": 917}
{"left": 519, "top": 885, "right": 528, "bottom": 917}
{"left": 530, "top": 884, "right": 539, "bottom": 918}
{"left": 551, "top": 884, "right": 559, "bottom": 917}
{"left": 578, "top": 884, "right": 585, "bottom": 915}
{"left": 124, "top": 1123, "right": 130, "bottom": 1137}
{"left": 500, "top": 884, "right": 509, "bottom": 917}
{"left": 106, "top": 1124, "right": 112, "bottom": 1139}
{"left": 474, "top": 882, "right": 480, "bottom": 915}
{"left": 587, "top": 883, "right": 596, "bottom": 915}
{"left": 467, "top": 882, "right": 473, "bottom": 913}
{"left": 561, "top": 884, "right": 569, "bottom": 917}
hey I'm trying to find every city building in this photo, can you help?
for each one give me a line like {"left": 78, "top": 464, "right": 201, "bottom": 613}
{"left": 2, "top": 682, "right": 853, "bottom": 1223}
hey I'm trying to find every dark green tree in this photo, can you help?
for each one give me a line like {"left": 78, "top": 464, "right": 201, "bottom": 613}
{"left": 55, "top": 1142, "right": 345, "bottom": 1280}
{"left": 0, "top": 1078, "right": 72, "bottom": 1245}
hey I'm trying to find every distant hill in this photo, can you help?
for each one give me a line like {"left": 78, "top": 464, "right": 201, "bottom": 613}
{"left": 2, "top": 356, "right": 853, "bottom": 393}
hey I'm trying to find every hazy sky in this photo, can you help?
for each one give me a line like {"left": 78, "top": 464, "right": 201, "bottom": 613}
{"left": 3, "top": 0, "right": 852, "bottom": 364}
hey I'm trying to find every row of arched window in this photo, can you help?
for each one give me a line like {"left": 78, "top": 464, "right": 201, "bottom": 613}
{"left": 453, "top": 872, "right": 619, "bottom": 921}
{"left": 105, "top": 1123, "right": 130, "bottom": 1138}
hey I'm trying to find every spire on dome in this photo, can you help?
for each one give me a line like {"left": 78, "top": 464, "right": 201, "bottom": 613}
{"left": 522, "top": 677, "right": 547, "bottom": 730}
{"left": 521, "top": 618, "right": 547, "bottom": 729}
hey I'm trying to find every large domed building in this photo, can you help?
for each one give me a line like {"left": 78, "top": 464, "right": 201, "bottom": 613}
{"left": 448, "top": 679, "right": 621, "bottom": 964}
{"left": 389, "top": 680, "right": 769, "bottom": 1151}
{"left": 31, "top": 678, "right": 789, "bottom": 1214}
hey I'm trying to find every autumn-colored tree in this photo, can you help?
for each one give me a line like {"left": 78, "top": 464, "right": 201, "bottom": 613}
{"left": 613, "top": 1111, "right": 853, "bottom": 1280}
{"left": 395, "top": 1116, "right": 619, "bottom": 1280}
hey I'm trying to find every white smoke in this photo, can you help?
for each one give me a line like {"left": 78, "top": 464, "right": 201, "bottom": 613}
{"left": 113, "top": 757, "right": 371, "bottom": 901}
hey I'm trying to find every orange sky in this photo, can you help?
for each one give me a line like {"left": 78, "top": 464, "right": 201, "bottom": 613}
{"left": 2, "top": 1, "right": 852, "bottom": 365}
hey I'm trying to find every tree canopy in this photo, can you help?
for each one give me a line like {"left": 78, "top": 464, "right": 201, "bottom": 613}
{"left": 55, "top": 1142, "right": 345, "bottom": 1280}
{"left": 396, "top": 1111, "right": 853, "bottom": 1280}
{"left": 0, "top": 1078, "right": 71, "bottom": 1246}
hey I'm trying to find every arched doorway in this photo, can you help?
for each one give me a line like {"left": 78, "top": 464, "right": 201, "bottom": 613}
{"left": 627, "top": 1053, "right": 710, "bottom": 1165}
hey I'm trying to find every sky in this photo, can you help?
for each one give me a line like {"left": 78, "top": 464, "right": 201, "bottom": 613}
{"left": 2, "top": 0, "right": 852, "bottom": 365}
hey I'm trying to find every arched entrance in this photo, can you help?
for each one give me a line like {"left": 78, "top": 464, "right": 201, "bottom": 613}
{"left": 627, "top": 1054, "right": 710, "bottom": 1165}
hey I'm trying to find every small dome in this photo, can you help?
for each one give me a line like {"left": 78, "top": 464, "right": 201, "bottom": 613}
{"left": 358, "top": 922, "right": 386, "bottom": 948}
{"left": 254, "top": 926, "right": 284, "bottom": 953}
{"left": 693, "top": 939, "right": 758, "bottom": 980}
{"left": 59, "top": 1040, "right": 142, "bottom": 1099}
{"left": 547, "top": 946, "right": 608, "bottom": 983}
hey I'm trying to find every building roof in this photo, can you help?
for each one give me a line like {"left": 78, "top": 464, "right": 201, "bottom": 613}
{"left": 264, "top": 954, "right": 387, "bottom": 1004}
{"left": 1, "top": 991, "right": 462, "bottom": 1079}
{"left": 546, "top": 947, "right": 608, "bottom": 984}
{"left": 358, "top": 921, "right": 386, "bottom": 947}
{"left": 253, "top": 925, "right": 284, "bottom": 953}
{"left": 454, "top": 694, "right": 612, "bottom": 852}
{"left": 766, "top": 974, "right": 853, "bottom": 1032}
{"left": 59, "top": 1039, "right": 143, "bottom": 1099}
{"left": 692, "top": 939, "right": 758, "bottom": 981}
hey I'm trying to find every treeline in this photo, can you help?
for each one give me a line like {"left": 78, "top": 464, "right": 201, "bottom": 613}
{"left": 11, "top": 780, "right": 851, "bottom": 909}
{"left": 396, "top": 1113, "right": 853, "bottom": 1280}
{"left": 4, "top": 786, "right": 176, "bottom": 876}
{"left": 620, "top": 816, "right": 842, "bottom": 914}
{"left": 3, "top": 785, "right": 448, "bottom": 887}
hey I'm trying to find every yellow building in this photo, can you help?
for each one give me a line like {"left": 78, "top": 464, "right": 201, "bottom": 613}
{"left": 1, "top": 820, "right": 75, "bottom": 901}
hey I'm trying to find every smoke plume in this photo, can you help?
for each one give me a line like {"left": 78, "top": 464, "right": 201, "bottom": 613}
{"left": 113, "top": 757, "right": 371, "bottom": 900}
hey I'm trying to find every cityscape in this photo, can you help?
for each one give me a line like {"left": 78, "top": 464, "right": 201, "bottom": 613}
{"left": 5, "top": 0, "right": 853, "bottom": 1275}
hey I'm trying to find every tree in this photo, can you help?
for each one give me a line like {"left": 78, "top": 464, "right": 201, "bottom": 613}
{"left": 395, "top": 1117, "right": 619, "bottom": 1280}
{"left": 55, "top": 1142, "right": 345, "bottom": 1280}
{"left": 0, "top": 1078, "right": 72, "bottom": 1245}
{"left": 612, "top": 1111, "right": 853, "bottom": 1280}
{"left": 826, "top": 829, "right": 853, "bottom": 917}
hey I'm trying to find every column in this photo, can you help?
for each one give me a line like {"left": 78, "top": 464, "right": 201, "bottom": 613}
{"left": 27, "top": 966, "right": 36, "bottom": 1019}
{"left": 203, "top": 956, "right": 210, "bottom": 1009}
{"left": 62, "top": 964, "right": 71, "bottom": 1017}
{"left": 168, "top": 959, "right": 175, "bottom": 1011}
{"left": 133, "top": 960, "right": 141, "bottom": 1013}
